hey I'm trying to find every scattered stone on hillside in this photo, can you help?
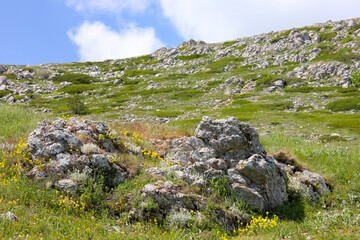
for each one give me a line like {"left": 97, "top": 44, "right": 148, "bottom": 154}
{"left": 0, "top": 65, "right": 7, "bottom": 74}
{"left": 347, "top": 19, "right": 356, "bottom": 28}
{"left": 26, "top": 117, "right": 130, "bottom": 188}
{"left": 3, "top": 94, "right": 15, "bottom": 103}
{"left": 0, "top": 76, "right": 9, "bottom": 86}
{"left": 287, "top": 61, "right": 354, "bottom": 85}
{"left": 181, "top": 39, "right": 206, "bottom": 46}
{"left": 0, "top": 212, "right": 19, "bottom": 223}
{"left": 140, "top": 116, "right": 331, "bottom": 224}
{"left": 112, "top": 78, "right": 122, "bottom": 84}
{"left": 240, "top": 80, "right": 256, "bottom": 94}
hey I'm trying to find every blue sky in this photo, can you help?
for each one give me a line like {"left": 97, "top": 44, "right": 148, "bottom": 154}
{"left": 1, "top": 0, "right": 360, "bottom": 65}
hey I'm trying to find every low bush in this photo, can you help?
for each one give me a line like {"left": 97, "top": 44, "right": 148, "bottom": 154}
{"left": 53, "top": 73, "right": 96, "bottom": 84}
{"left": 319, "top": 31, "right": 337, "bottom": 42}
{"left": 67, "top": 94, "right": 87, "bottom": 115}
{"left": 0, "top": 90, "right": 12, "bottom": 98}
{"left": 124, "top": 69, "right": 159, "bottom": 77}
{"left": 284, "top": 86, "right": 336, "bottom": 93}
{"left": 151, "top": 111, "right": 183, "bottom": 118}
{"left": 326, "top": 97, "right": 360, "bottom": 111}
{"left": 169, "top": 90, "right": 204, "bottom": 100}
{"left": 176, "top": 54, "right": 207, "bottom": 61}
{"left": 350, "top": 69, "right": 360, "bottom": 88}
{"left": 0, "top": 73, "right": 16, "bottom": 79}
{"left": 61, "top": 84, "right": 99, "bottom": 94}
{"left": 206, "top": 57, "right": 246, "bottom": 71}
{"left": 222, "top": 40, "right": 238, "bottom": 47}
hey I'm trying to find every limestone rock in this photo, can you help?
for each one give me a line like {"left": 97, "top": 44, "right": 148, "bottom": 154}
{"left": 0, "top": 212, "right": 18, "bottom": 223}
{"left": 146, "top": 116, "right": 330, "bottom": 213}
{"left": 26, "top": 117, "right": 129, "bottom": 187}
{"left": 0, "top": 65, "right": 6, "bottom": 74}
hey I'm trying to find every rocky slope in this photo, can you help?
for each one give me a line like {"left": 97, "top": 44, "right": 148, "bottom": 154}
{"left": 0, "top": 18, "right": 359, "bottom": 132}
{"left": 1, "top": 19, "right": 359, "bottom": 114}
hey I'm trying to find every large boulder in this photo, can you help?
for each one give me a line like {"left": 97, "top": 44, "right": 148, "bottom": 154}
{"left": 27, "top": 117, "right": 129, "bottom": 187}
{"left": 143, "top": 116, "right": 330, "bottom": 212}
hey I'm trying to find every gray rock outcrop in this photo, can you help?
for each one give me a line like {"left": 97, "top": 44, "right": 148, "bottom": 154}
{"left": 142, "top": 116, "right": 330, "bottom": 214}
{"left": 26, "top": 117, "right": 129, "bottom": 187}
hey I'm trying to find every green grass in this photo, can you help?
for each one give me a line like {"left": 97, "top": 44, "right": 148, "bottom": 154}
{"left": 206, "top": 57, "right": 246, "bottom": 71}
{"left": 151, "top": 111, "right": 183, "bottom": 118}
{"left": 0, "top": 105, "right": 50, "bottom": 140}
{"left": 319, "top": 31, "right": 337, "bottom": 42}
{"left": 1, "top": 102, "right": 360, "bottom": 239}
{"left": 53, "top": 73, "right": 96, "bottom": 84}
{"left": 326, "top": 97, "right": 360, "bottom": 111}
{"left": 176, "top": 54, "right": 207, "bottom": 61}
{"left": 222, "top": 40, "right": 238, "bottom": 47}
{"left": 0, "top": 73, "right": 17, "bottom": 79}
{"left": 124, "top": 69, "right": 159, "bottom": 77}
{"left": 169, "top": 90, "right": 204, "bottom": 100}
{"left": 311, "top": 47, "right": 360, "bottom": 63}
{"left": 60, "top": 84, "right": 101, "bottom": 94}
{"left": 284, "top": 86, "right": 338, "bottom": 93}
{"left": 0, "top": 90, "right": 13, "bottom": 98}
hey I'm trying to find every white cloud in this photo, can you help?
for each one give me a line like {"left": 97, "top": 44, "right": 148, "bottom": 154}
{"left": 67, "top": 21, "right": 163, "bottom": 61}
{"left": 64, "top": 0, "right": 153, "bottom": 13}
{"left": 159, "top": 0, "right": 360, "bottom": 43}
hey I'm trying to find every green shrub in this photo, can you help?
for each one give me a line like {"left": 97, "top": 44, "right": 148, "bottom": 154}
{"left": 206, "top": 57, "right": 246, "bottom": 71}
{"left": 231, "top": 99, "right": 252, "bottom": 105}
{"left": 234, "top": 44, "right": 247, "bottom": 51}
{"left": 0, "top": 90, "right": 13, "bottom": 98}
{"left": 262, "top": 102, "right": 294, "bottom": 110}
{"left": 319, "top": 32, "right": 337, "bottom": 42}
{"left": 0, "top": 73, "right": 17, "bottom": 79}
{"left": 284, "top": 86, "right": 336, "bottom": 93}
{"left": 350, "top": 69, "right": 360, "bottom": 88}
{"left": 67, "top": 94, "right": 87, "bottom": 115}
{"left": 328, "top": 118, "right": 360, "bottom": 131}
{"left": 326, "top": 97, "right": 360, "bottom": 111}
{"left": 338, "top": 87, "right": 359, "bottom": 93}
{"left": 203, "top": 80, "right": 223, "bottom": 90}
{"left": 124, "top": 69, "right": 159, "bottom": 77}
{"left": 318, "top": 135, "right": 347, "bottom": 143}
{"left": 53, "top": 73, "right": 95, "bottom": 84}
{"left": 222, "top": 40, "right": 238, "bottom": 47}
{"left": 255, "top": 75, "right": 275, "bottom": 91}
{"left": 193, "top": 70, "right": 221, "bottom": 77}
{"left": 169, "top": 90, "right": 204, "bottom": 100}
{"left": 151, "top": 111, "right": 183, "bottom": 118}
{"left": 21, "top": 67, "right": 34, "bottom": 73}
{"left": 341, "top": 35, "right": 355, "bottom": 43}
{"left": 311, "top": 47, "right": 360, "bottom": 63}
{"left": 209, "top": 177, "right": 233, "bottom": 200}
{"left": 176, "top": 54, "right": 207, "bottom": 61}
{"left": 349, "top": 23, "right": 360, "bottom": 34}
{"left": 61, "top": 84, "right": 99, "bottom": 94}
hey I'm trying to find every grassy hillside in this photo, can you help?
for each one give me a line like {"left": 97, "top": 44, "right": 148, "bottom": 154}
{"left": 1, "top": 18, "right": 360, "bottom": 239}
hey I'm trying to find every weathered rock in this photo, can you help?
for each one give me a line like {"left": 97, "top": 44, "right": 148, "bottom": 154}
{"left": 26, "top": 117, "right": 129, "bottom": 187}
{"left": 0, "top": 212, "right": 18, "bottom": 223}
{"left": 195, "top": 116, "right": 266, "bottom": 160}
{"left": 56, "top": 179, "right": 77, "bottom": 194}
{"left": 0, "top": 76, "right": 9, "bottom": 85}
{"left": 145, "top": 116, "right": 330, "bottom": 214}
{"left": 0, "top": 65, "right": 6, "bottom": 74}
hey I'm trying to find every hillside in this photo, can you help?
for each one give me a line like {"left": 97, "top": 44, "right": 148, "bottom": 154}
{"left": 0, "top": 18, "right": 360, "bottom": 239}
